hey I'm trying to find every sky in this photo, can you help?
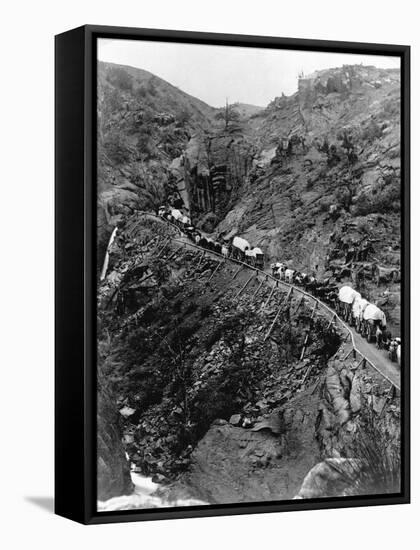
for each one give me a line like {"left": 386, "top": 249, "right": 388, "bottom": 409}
{"left": 98, "top": 38, "right": 400, "bottom": 108}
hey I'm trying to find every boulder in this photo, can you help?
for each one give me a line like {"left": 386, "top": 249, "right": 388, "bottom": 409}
{"left": 294, "top": 458, "right": 365, "bottom": 499}
{"left": 251, "top": 411, "right": 284, "bottom": 435}
{"left": 119, "top": 406, "right": 136, "bottom": 418}
{"left": 325, "top": 366, "right": 351, "bottom": 424}
{"left": 349, "top": 372, "right": 362, "bottom": 413}
{"left": 229, "top": 414, "right": 242, "bottom": 426}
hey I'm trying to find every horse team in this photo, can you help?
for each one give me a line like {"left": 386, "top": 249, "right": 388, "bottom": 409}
{"left": 158, "top": 206, "right": 401, "bottom": 368}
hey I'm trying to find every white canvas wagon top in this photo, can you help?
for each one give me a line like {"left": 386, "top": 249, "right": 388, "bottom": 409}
{"left": 232, "top": 236, "right": 250, "bottom": 252}
{"left": 352, "top": 297, "right": 369, "bottom": 318}
{"left": 171, "top": 209, "right": 183, "bottom": 220}
{"left": 363, "top": 304, "right": 386, "bottom": 326}
{"left": 338, "top": 286, "right": 359, "bottom": 304}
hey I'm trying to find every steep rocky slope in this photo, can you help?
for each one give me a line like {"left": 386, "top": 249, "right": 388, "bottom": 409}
{"left": 98, "top": 65, "right": 402, "bottom": 331}
{"left": 97, "top": 379, "right": 133, "bottom": 500}
{"left": 97, "top": 61, "right": 216, "bottom": 264}
{"left": 96, "top": 62, "right": 402, "bottom": 505}
{"left": 97, "top": 216, "right": 400, "bottom": 504}
{"left": 211, "top": 66, "right": 401, "bottom": 327}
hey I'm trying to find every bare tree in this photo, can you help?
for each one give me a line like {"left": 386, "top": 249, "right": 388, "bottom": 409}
{"left": 215, "top": 99, "right": 240, "bottom": 130}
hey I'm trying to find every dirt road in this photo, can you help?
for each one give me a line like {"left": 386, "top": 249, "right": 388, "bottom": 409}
{"left": 139, "top": 212, "right": 401, "bottom": 390}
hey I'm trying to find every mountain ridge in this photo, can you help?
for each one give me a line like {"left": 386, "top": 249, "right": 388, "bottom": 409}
{"left": 97, "top": 61, "right": 401, "bottom": 331}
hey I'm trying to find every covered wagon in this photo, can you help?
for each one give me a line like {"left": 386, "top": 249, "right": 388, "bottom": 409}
{"left": 170, "top": 209, "right": 183, "bottom": 226}
{"left": 252, "top": 247, "right": 264, "bottom": 269}
{"left": 362, "top": 304, "right": 387, "bottom": 342}
{"left": 245, "top": 248, "right": 255, "bottom": 266}
{"left": 181, "top": 215, "right": 191, "bottom": 226}
{"left": 351, "top": 297, "right": 369, "bottom": 332}
{"left": 337, "top": 286, "right": 360, "bottom": 322}
{"left": 170, "top": 208, "right": 182, "bottom": 218}
{"left": 231, "top": 236, "right": 250, "bottom": 262}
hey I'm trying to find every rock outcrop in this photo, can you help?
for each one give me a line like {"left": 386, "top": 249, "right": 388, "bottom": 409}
{"left": 294, "top": 458, "right": 365, "bottom": 499}
{"left": 97, "top": 382, "right": 133, "bottom": 501}
{"left": 95, "top": 62, "right": 402, "bottom": 505}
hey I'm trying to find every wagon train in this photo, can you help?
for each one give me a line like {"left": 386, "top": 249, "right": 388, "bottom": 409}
{"left": 157, "top": 204, "right": 400, "bottom": 367}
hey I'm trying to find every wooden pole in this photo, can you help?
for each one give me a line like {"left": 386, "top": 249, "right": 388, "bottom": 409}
{"left": 302, "top": 363, "right": 314, "bottom": 385}
{"left": 208, "top": 260, "right": 223, "bottom": 282}
{"left": 196, "top": 251, "right": 206, "bottom": 269}
{"left": 166, "top": 247, "right": 180, "bottom": 263}
{"left": 379, "top": 384, "right": 396, "bottom": 417}
{"left": 261, "top": 283, "right": 277, "bottom": 311}
{"left": 299, "top": 302, "right": 317, "bottom": 361}
{"left": 299, "top": 332, "right": 310, "bottom": 361}
{"left": 352, "top": 356, "right": 365, "bottom": 371}
{"left": 310, "top": 376, "right": 322, "bottom": 394}
{"left": 308, "top": 300, "right": 318, "bottom": 320}
{"left": 264, "top": 287, "right": 292, "bottom": 342}
{"left": 327, "top": 312, "right": 336, "bottom": 330}
{"left": 232, "top": 265, "right": 243, "bottom": 279}
{"left": 156, "top": 237, "right": 169, "bottom": 258}
{"left": 251, "top": 277, "right": 265, "bottom": 301}
{"left": 153, "top": 237, "right": 162, "bottom": 257}
{"left": 343, "top": 347, "right": 354, "bottom": 361}
{"left": 235, "top": 274, "right": 255, "bottom": 299}
{"left": 293, "top": 295, "right": 304, "bottom": 316}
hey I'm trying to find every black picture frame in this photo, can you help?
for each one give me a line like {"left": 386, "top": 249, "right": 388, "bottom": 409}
{"left": 55, "top": 24, "right": 410, "bottom": 525}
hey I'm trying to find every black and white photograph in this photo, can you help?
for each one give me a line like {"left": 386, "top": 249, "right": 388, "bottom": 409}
{"left": 3, "top": 0, "right": 419, "bottom": 543}
{"left": 95, "top": 37, "right": 405, "bottom": 512}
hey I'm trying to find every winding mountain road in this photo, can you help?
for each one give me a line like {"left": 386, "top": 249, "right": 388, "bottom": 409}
{"left": 134, "top": 212, "right": 401, "bottom": 390}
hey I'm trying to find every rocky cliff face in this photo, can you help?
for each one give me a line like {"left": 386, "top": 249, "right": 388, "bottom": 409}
{"left": 98, "top": 64, "right": 401, "bottom": 331}
{"left": 96, "top": 63, "right": 401, "bottom": 504}
{"left": 170, "top": 129, "right": 258, "bottom": 232}
{"left": 97, "top": 379, "right": 133, "bottom": 501}
{"left": 212, "top": 65, "right": 401, "bottom": 333}
{"left": 174, "top": 318, "right": 400, "bottom": 504}
{"left": 96, "top": 61, "right": 216, "bottom": 269}
{"left": 97, "top": 216, "right": 400, "bottom": 504}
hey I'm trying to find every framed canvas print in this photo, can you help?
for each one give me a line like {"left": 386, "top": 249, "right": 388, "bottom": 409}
{"left": 55, "top": 25, "right": 410, "bottom": 524}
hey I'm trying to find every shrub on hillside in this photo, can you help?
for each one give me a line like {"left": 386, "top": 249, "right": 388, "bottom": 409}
{"left": 362, "top": 119, "right": 383, "bottom": 142}
{"left": 177, "top": 109, "right": 192, "bottom": 127}
{"left": 136, "top": 133, "right": 155, "bottom": 159}
{"left": 103, "top": 131, "right": 132, "bottom": 164}
{"left": 199, "top": 212, "right": 219, "bottom": 233}
{"left": 147, "top": 79, "right": 158, "bottom": 96}
{"left": 353, "top": 180, "right": 400, "bottom": 216}
{"left": 106, "top": 67, "right": 134, "bottom": 91}
{"left": 380, "top": 98, "right": 400, "bottom": 119}
{"left": 104, "top": 86, "right": 124, "bottom": 114}
{"left": 135, "top": 85, "right": 147, "bottom": 99}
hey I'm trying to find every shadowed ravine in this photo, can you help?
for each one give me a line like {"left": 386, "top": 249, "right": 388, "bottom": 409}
{"left": 97, "top": 216, "right": 400, "bottom": 509}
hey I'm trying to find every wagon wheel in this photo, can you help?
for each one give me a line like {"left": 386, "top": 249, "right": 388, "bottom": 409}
{"left": 344, "top": 305, "right": 350, "bottom": 323}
